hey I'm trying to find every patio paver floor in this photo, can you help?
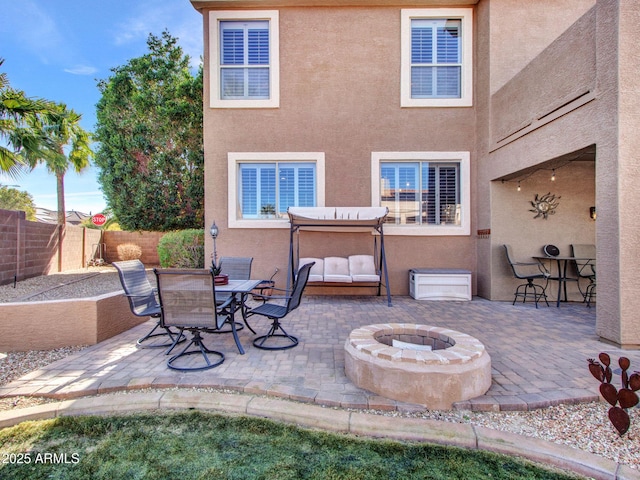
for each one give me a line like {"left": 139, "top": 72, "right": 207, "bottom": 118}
{"left": 2, "top": 295, "right": 634, "bottom": 412}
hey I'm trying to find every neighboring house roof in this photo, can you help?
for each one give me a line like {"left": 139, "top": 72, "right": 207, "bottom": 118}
{"left": 35, "top": 207, "right": 91, "bottom": 225}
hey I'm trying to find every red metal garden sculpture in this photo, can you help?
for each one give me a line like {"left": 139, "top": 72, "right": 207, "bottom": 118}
{"left": 588, "top": 353, "right": 640, "bottom": 435}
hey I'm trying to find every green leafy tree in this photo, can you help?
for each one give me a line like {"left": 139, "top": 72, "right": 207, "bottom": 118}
{"left": 0, "top": 185, "right": 36, "bottom": 220}
{"left": 94, "top": 31, "right": 204, "bottom": 232}
{"left": 29, "top": 103, "right": 93, "bottom": 225}
{"left": 0, "top": 58, "right": 58, "bottom": 177}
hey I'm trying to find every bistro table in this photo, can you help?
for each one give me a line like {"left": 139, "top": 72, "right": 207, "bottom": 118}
{"left": 216, "top": 279, "right": 263, "bottom": 354}
{"left": 533, "top": 255, "right": 594, "bottom": 307}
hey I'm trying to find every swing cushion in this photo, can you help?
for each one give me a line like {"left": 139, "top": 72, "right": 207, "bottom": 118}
{"left": 323, "top": 257, "right": 353, "bottom": 283}
{"left": 349, "top": 255, "right": 380, "bottom": 282}
{"left": 299, "top": 258, "right": 324, "bottom": 282}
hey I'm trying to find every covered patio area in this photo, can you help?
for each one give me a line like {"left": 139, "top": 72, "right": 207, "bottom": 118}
{"left": 1, "top": 295, "right": 632, "bottom": 412}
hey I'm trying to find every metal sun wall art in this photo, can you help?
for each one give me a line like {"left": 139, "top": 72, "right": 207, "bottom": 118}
{"left": 529, "top": 192, "right": 560, "bottom": 219}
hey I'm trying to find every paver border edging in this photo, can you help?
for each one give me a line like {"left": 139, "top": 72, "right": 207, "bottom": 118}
{"left": 0, "top": 391, "right": 635, "bottom": 480}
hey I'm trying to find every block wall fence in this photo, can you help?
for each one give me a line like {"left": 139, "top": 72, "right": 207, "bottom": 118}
{"left": 0, "top": 209, "right": 164, "bottom": 286}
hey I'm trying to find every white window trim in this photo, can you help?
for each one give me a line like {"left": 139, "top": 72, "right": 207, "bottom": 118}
{"left": 210, "top": 10, "right": 280, "bottom": 109}
{"left": 228, "top": 152, "right": 326, "bottom": 229}
{"left": 400, "top": 8, "right": 473, "bottom": 108}
{"left": 371, "top": 151, "right": 470, "bottom": 236}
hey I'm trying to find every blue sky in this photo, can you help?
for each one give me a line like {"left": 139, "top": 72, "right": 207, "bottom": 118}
{"left": 0, "top": 0, "right": 203, "bottom": 214}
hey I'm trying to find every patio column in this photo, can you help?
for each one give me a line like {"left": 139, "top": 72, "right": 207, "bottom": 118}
{"left": 594, "top": 0, "right": 640, "bottom": 348}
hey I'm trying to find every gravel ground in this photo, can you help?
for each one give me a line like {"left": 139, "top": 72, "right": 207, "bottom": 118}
{"left": 0, "top": 269, "right": 638, "bottom": 470}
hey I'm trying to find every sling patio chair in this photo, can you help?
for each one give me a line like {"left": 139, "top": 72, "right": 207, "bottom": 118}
{"left": 217, "top": 257, "right": 255, "bottom": 332}
{"left": 154, "top": 268, "right": 235, "bottom": 371}
{"left": 571, "top": 244, "right": 596, "bottom": 307}
{"left": 246, "top": 261, "right": 314, "bottom": 351}
{"left": 503, "top": 244, "right": 550, "bottom": 308}
{"left": 113, "top": 260, "right": 185, "bottom": 349}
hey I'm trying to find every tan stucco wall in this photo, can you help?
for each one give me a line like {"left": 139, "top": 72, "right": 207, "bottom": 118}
{"left": 202, "top": 6, "right": 476, "bottom": 295}
{"left": 488, "top": 0, "right": 595, "bottom": 94}
{"left": 606, "top": 0, "right": 640, "bottom": 347}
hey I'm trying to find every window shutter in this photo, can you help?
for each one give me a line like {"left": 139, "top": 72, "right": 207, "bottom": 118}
{"left": 222, "top": 29, "right": 244, "bottom": 65}
{"left": 298, "top": 167, "right": 315, "bottom": 207}
{"left": 410, "top": 18, "right": 461, "bottom": 99}
{"left": 260, "top": 167, "right": 276, "bottom": 214}
{"left": 240, "top": 166, "right": 257, "bottom": 216}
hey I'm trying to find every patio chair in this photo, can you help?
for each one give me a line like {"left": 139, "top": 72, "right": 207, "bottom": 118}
{"left": 216, "top": 257, "right": 255, "bottom": 333}
{"left": 503, "top": 245, "right": 550, "bottom": 308}
{"left": 220, "top": 256, "right": 253, "bottom": 280}
{"left": 154, "top": 268, "right": 235, "bottom": 371}
{"left": 571, "top": 244, "right": 596, "bottom": 307}
{"left": 113, "top": 260, "right": 185, "bottom": 349}
{"left": 246, "top": 261, "right": 314, "bottom": 350}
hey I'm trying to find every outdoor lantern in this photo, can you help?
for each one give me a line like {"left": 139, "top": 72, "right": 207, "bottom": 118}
{"left": 590, "top": 206, "right": 596, "bottom": 221}
{"left": 209, "top": 221, "right": 219, "bottom": 239}
{"left": 210, "top": 221, "right": 219, "bottom": 268}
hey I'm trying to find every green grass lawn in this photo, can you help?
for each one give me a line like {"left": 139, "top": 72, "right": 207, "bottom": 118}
{"left": 0, "top": 411, "right": 584, "bottom": 480}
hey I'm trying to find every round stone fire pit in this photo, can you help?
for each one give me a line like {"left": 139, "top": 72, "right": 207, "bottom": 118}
{"left": 344, "top": 324, "right": 491, "bottom": 410}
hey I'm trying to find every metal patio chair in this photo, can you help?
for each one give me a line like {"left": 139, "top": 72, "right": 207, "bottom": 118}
{"left": 503, "top": 245, "right": 550, "bottom": 308}
{"left": 154, "top": 268, "right": 235, "bottom": 371}
{"left": 571, "top": 244, "right": 596, "bottom": 307}
{"left": 113, "top": 260, "right": 185, "bottom": 349}
{"left": 246, "top": 261, "right": 314, "bottom": 350}
{"left": 216, "top": 257, "right": 255, "bottom": 333}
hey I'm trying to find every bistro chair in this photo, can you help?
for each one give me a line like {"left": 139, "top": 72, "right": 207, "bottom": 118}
{"left": 246, "top": 261, "right": 314, "bottom": 350}
{"left": 216, "top": 256, "right": 255, "bottom": 332}
{"left": 503, "top": 245, "right": 550, "bottom": 308}
{"left": 571, "top": 244, "right": 596, "bottom": 306}
{"left": 220, "top": 256, "right": 253, "bottom": 280}
{"left": 154, "top": 268, "right": 234, "bottom": 371}
{"left": 113, "top": 260, "right": 184, "bottom": 349}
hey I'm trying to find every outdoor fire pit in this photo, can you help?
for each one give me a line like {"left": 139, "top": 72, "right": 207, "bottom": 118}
{"left": 344, "top": 324, "right": 491, "bottom": 409}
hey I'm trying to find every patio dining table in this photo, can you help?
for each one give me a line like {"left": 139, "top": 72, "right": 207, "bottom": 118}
{"left": 216, "top": 279, "right": 263, "bottom": 354}
{"left": 533, "top": 255, "right": 594, "bottom": 307}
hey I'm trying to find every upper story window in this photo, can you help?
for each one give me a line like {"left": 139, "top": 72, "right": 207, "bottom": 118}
{"left": 371, "top": 152, "right": 470, "bottom": 236}
{"left": 228, "top": 152, "right": 326, "bottom": 228}
{"left": 210, "top": 11, "right": 279, "bottom": 108}
{"left": 401, "top": 8, "right": 473, "bottom": 107}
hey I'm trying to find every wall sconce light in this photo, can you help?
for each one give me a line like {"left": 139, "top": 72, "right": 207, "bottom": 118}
{"left": 517, "top": 181, "right": 521, "bottom": 192}
{"left": 551, "top": 169, "right": 556, "bottom": 181}
{"left": 589, "top": 206, "right": 596, "bottom": 221}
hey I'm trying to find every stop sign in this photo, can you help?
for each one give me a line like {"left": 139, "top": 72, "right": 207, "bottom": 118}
{"left": 92, "top": 213, "right": 107, "bottom": 226}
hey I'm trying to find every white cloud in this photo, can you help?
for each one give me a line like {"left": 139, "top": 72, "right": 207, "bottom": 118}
{"left": 113, "top": 1, "right": 203, "bottom": 67}
{"left": 64, "top": 65, "right": 99, "bottom": 75}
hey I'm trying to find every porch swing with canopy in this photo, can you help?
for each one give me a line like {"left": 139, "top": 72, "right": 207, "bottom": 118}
{"left": 286, "top": 207, "right": 392, "bottom": 307}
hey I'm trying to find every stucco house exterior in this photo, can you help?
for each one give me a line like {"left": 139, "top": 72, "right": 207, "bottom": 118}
{"left": 189, "top": 0, "right": 640, "bottom": 348}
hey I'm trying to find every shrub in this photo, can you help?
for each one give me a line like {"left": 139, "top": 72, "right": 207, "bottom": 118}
{"left": 117, "top": 243, "right": 142, "bottom": 261}
{"left": 157, "top": 229, "right": 204, "bottom": 268}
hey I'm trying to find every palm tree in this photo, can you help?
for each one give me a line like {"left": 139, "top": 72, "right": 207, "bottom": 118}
{"left": 31, "top": 103, "right": 93, "bottom": 225}
{"left": 0, "top": 58, "right": 58, "bottom": 176}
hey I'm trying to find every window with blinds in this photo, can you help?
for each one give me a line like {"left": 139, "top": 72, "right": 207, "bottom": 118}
{"left": 411, "top": 19, "right": 461, "bottom": 99}
{"left": 401, "top": 8, "right": 472, "bottom": 107}
{"left": 220, "top": 21, "right": 270, "bottom": 100}
{"left": 380, "top": 161, "right": 460, "bottom": 225}
{"left": 238, "top": 163, "right": 316, "bottom": 219}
